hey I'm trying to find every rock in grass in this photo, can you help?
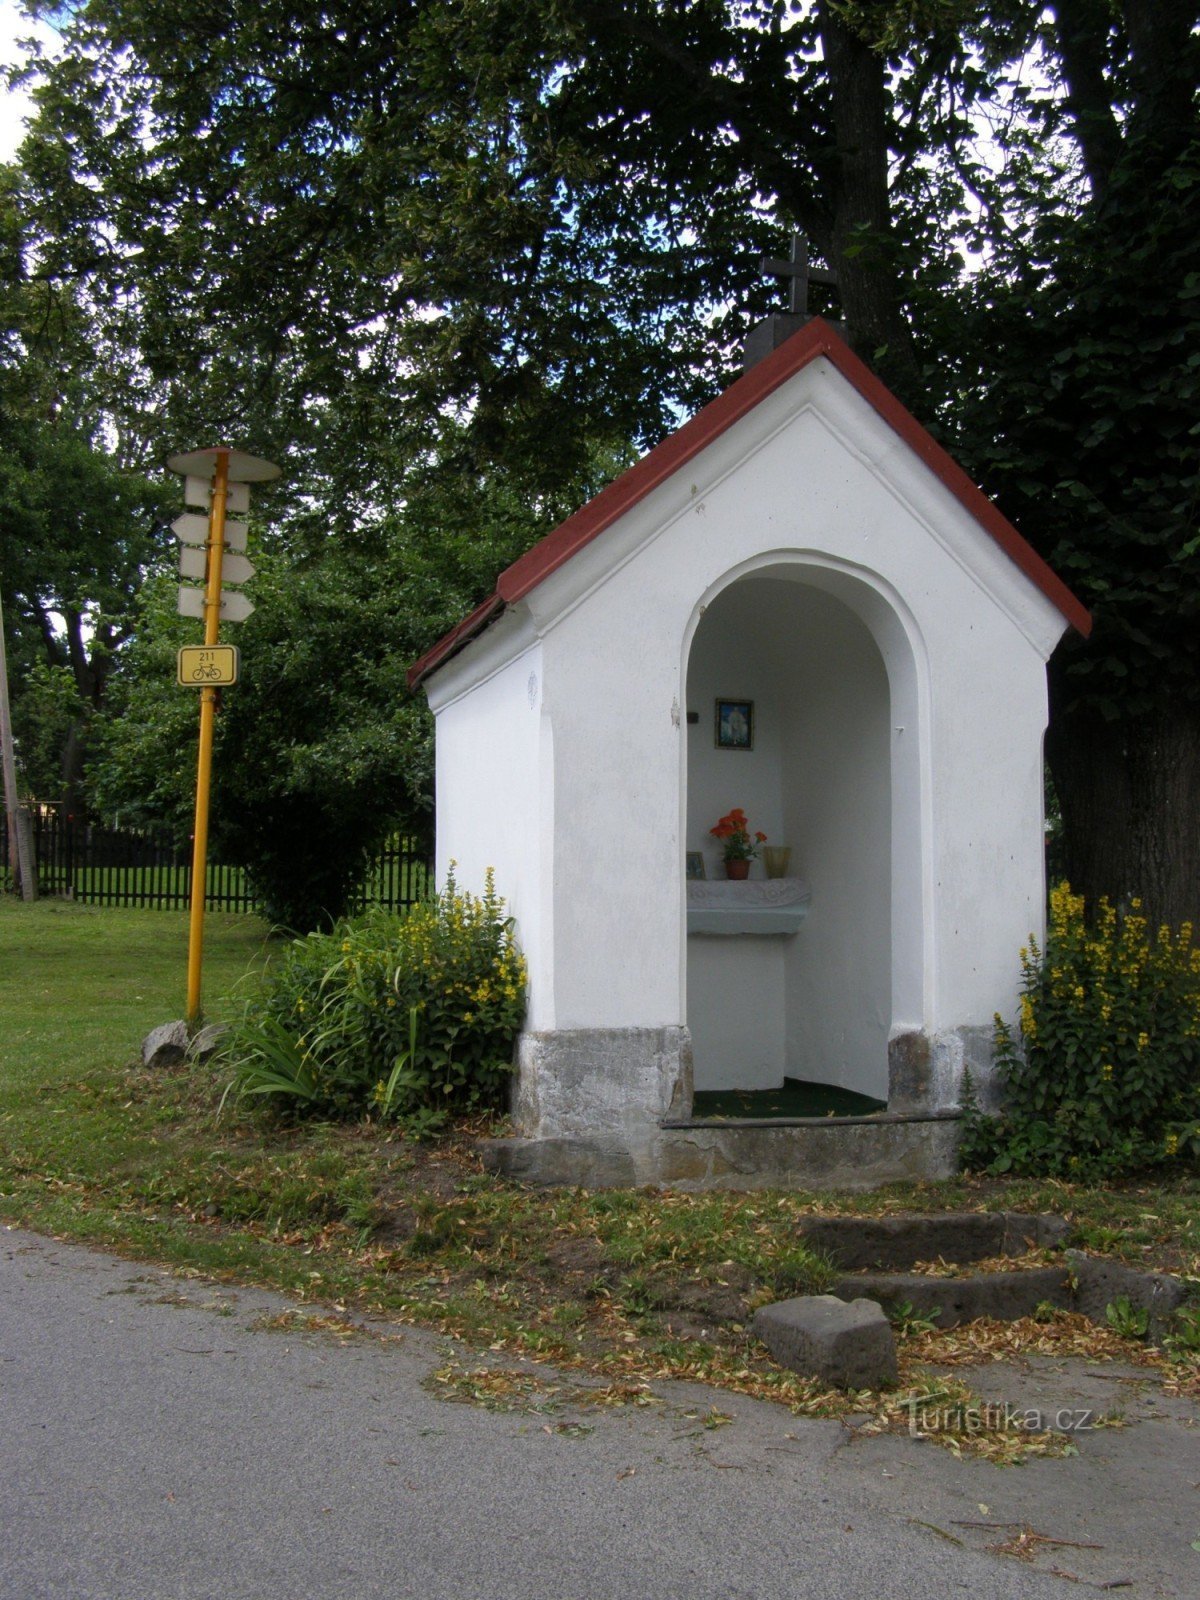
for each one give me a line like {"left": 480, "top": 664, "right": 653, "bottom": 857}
{"left": 186, "top": 1022, "right": 229, "bottom": 1063}
{"left": 752, "top": 1294, "right": 898, "bottom": 1390}
{"left": 141, "top": 1020, "right": 189, "bottom": 1069}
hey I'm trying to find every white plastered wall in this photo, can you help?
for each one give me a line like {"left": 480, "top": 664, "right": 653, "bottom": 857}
{"left": 427, "top": 623, "right": 555, "bottom": 1029}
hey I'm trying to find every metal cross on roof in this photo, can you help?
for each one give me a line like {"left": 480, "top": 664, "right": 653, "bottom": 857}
{"left": 760, "top": 230, "right": 838, "bottom": 318}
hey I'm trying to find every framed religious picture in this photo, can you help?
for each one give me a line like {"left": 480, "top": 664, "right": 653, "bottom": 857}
{"left": 715, "top": 698, "right": 754, "bottom": 751}
{"left": 685, "top": 851, "right": 706, "bottom": 881}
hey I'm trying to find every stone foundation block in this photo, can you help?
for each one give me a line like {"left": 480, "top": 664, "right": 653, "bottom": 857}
{"left": 752, "top": 1295, "right": 898, "bottom": 1390}
{"left": 657, "top": 1115, "right": 959, "bottom": 1191}
{"left": 888, "top": 1025, "right": 1001, "bottom": 1113}
{"left": 513, "top": 1027, "right": 692, "bottom": 1139}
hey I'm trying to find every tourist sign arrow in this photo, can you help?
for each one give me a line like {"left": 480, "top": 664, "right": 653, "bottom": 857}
{"left": 178, "top": 546, "right": 207, "bottom": 583}
{"left": 218, "top": 552, "right": 254, "bottom": 585}
{"left": 173, "top": 513, "right": 248, "bottom": 552}
{"left": 172, "top": 512, "right": 210, "bottom": 547}
{"left": 177, "top": 587, "right": 255, "bottom": 624}
{"left": 183, "top": 475, "right": 250, "bottom": 513}
{"left": 178, "top": 547, "right": 254, "bottom": 586}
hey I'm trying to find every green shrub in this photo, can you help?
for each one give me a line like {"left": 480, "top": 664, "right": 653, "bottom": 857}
{"left": 224, "top": 867, "right": 526, "bottom": 1123}
{"left": 962, "top": 883, "right": 1200, "bottom": 1179}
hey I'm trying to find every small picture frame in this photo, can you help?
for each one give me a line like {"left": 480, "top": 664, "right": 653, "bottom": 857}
{"left": 715, "top": 698, "right": 754, "bottom": 751}
{"left": 685, "top": 851, "right": 707, "bottom": 881}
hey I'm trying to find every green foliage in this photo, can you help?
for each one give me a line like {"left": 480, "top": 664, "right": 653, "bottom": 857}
{"left": 888, "top": 1300, "right": 941, "bottom": 1338}
{"left": 0, "top": 173, "right": 172, "bottom": 809}
{"left": 83, "top": 575, "right": 200, "bottom": 835}
{"left": 1105, "top": 1296, "right": 1149, "bottom": 1342}
{"left": 954, "top": 150, "right": 1200, "bottom": 718}
{"left": 88, "top": 479, "right": 550, "bottom": 928}
{"left": 10, "top": 663, "right": 86, "bottom": 800}
{"left": 205, "top": 555, "right": 435, "bottom": 931}
{"left": 1164, "top": 1307, "right": 1200, "bottom": 1361}
{"left": 963, "top": 885, "right": 1200, "bottom": 1180}
{"left": 225, "top": 869, "right": 527, "bottom": 1122}
{"left": 8, "top": 0, "right": 1199, "bottom": 925}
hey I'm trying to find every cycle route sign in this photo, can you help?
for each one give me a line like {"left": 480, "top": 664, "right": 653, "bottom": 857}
{"left": 177, "top": 644, "right": 239, "bottom": 686}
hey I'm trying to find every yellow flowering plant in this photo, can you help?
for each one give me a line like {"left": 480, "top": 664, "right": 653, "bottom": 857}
{"left": 224, "top": 866, "right": 527, "bottom": 1124}
{"left": 961, "top": 884, "right": 1200, "bottom": 1178}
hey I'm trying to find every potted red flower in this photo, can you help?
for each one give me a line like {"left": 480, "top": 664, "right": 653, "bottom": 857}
{"left": 710, "top": 808, "right": 767, "bottom": 879}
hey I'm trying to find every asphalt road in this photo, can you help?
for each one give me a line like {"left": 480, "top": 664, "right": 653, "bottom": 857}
{"left": 2, "top": 1225, "right": 1196, "bottom": 1599}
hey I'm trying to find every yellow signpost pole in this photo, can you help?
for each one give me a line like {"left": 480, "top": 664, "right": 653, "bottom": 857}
{"left": 169, "top": 442, "right": 277, "bottom": 1029}
{"left": 185, "top": 449, "right": 230, "bottom": 1026}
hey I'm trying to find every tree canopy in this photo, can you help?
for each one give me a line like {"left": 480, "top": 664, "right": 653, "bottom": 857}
{"left": 5, "top": 0, "right": 1197, "bottom": 922}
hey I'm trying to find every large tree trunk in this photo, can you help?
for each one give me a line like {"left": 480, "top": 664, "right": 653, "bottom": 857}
{"left": 1046, "top": 670, "right": 1200, "bottom": 929}
{"left": 817, "top": 1, "right": 920, "bottom": 400}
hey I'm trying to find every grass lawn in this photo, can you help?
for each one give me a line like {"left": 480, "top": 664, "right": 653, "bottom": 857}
{"left": 2, "top": 897, "right": 1197, "bottom": 1455}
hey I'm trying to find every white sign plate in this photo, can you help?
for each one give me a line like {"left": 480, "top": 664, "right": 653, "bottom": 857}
{"left": 177, "top": 587, "right": 255, "bottom": 623}
{"left": 179, "top": 548, "right": 252, "bottom": 583}
{"left": 178, "top": 546, "right": 207, "bottom": 582}
{"left": 171, "top": 513, "right": 248, "bottom": 551}
{"left": 221, "top": 553, "right": 255, "bottom": 585}
{"left": 172, "top": 512, "right": 210, "bottom": 547}
{"left": 218, "top": 590, "right": 254, "bottom": 623}
{"left": 184, "top": 476, "right": 250, "bottom": 513}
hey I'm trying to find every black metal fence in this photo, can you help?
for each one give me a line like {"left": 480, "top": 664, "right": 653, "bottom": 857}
{"left": 2, "top": 808, "right": 432, "bottom": 915}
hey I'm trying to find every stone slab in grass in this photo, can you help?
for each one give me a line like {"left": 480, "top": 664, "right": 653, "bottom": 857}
{"left": 141, "top": 1020, "right": 188, "bottom": 1069}
{"left": 832, "top": 1266, "right": 1073, "bottom": 1329}
{"left": 797, "top": 1211, "right": 1070, "bottom": 1271}
{"left": 752, "top": 1295, "right": 898, "bottom": 1390}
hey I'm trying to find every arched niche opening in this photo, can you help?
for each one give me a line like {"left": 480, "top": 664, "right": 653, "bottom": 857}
{"left": 684, "top": 566, "right": 918, "bottom": 1110}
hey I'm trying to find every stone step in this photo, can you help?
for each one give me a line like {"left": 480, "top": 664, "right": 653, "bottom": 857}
{"left": 828, "top": 1252, "right": 1189, "bottom": 1337}
{"left": 797, "top": 1211, "right": 1070, "bottom": 1271}
{"left": 831, "top": 1266, "right": 1074, "bottom": 1329}
{"left": 480, "top": 1113, "right": 962, "bottom": 1192}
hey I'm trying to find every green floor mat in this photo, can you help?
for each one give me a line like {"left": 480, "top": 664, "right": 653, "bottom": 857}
{"left": 691, "top": 1077, "right": 886, "bottom": 1120}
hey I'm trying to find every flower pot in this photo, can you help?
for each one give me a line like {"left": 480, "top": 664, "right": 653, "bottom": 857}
{"left": 724, "top": 859, "right": 751, "bottom": 880}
